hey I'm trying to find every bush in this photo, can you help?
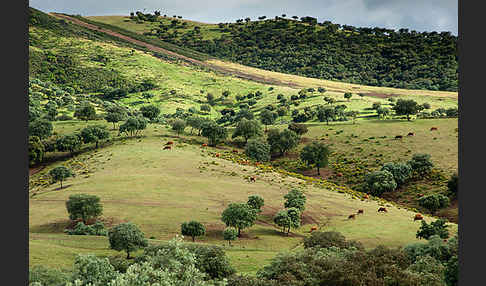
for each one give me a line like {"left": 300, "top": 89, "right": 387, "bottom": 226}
{"left": 447, "top": 173, "right": 458, "bottom": 199}
{"left": 419, "top": 194, "right": 450, "bottom": 213}
{"left": 72, "top": 254, "right": 117, "bottom": 285}
{"left": 223, "top": 228, "right": 238, "bottom": 246}
{"left": 288, "top": 122, "right": 308, "bottom": 136}
{"left": 408, "top": 153, "right": 434, "bottom": 175}
{"left": 139, "top": 104, "right": 160, "bottom": 122}
{"left": 245, "top": 139, "right": 271, "bottom": 162}
{"left": 55, "top": 114, "right": 73, "bottom": 121}
{"left": 64, "top": 221, "right": 107, "bottom": 236}
{"left": 416, "top": 220, "right": 450, "bottom": 240}
{"left": 29, "top": 136, "right": 45, "bottom": 166}
{"left": 303, "top": 231, "right": 363, "bottom": 250}
{"left": 29, "top": 118, "right": 53, "bottom": 140}
{"left": 364, "top": 170, "right": 397, "bottom": 196}
{"left": 29, "top": 265, "right": 70, "bottom": 286}
{"left": 381, "top": 162, "right": 412, "bottom": 186}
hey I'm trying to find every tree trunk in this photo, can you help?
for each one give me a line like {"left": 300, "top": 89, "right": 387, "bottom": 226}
{"left": 126, "top": 250, "right": 131, "bottom": 259}
{"left": 96, "top": 141, "right": 99, "bottom": 149}
{"left": 317, "top": 167, "right": 320, "bottom": 176}
{"left": 113, "top": 122, "right": 116, "bottom": 130}
{"left": 60, "top": 180, "right": 63, "bottom": 189}
{"left": 192, "top": 236, "right": 195, "bottom": 242}
{"left": 238, "top": 228, "right": 241, "bottom": 237}
{"left": 407, "top": 114, "right": 410, "bottom": 121}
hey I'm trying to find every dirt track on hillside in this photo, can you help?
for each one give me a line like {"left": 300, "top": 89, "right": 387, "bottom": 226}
{"left": 50, "top": 13, "right": 300, "bottom": 88}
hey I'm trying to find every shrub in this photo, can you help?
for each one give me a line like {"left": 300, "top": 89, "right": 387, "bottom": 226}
{"left": 29, "top": 265, "right": 70, "bottom": 286}
{"left": 200, "top": 104, "right": 211, "bottom": 112}
{"left": 408, "top": 153, "right": 434, "bottom": 175}
{"left": 245, "top": 139, "right": 271, "bottom": 162}
{"left": 66, "top": 194, "right": 103, "bottom": 223}
{"left": 381, "top": 162, "right": 412, "bottom": 186}
{"left": 303, "top": 231, "right": 364, "bottom": 250}
{"left": 108, "top": 222, "right": 148, "bottom": 259}
{"left": 65, "top": 221, "right": 107, "bottom": 236}
{"left": 419, "top": 194, "right": 450, "bottom": 213}
{"left": 72, "top": 254, "right": 117, "bottom": 285}
{"left": 416, "top": 220, "right": 450, "bottom": 240}
{"left": 180, "top": 221, "right": 206, "bottom": 242}
{"left": 364, "top": 170, "right": 397, "bottom": 196}
{"left": 447, "top": 173, "right": 458, "bottom": 199}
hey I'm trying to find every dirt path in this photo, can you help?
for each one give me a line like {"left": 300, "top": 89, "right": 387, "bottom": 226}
{"left": 50, "top": 13, "right": 300, "bottom": 88}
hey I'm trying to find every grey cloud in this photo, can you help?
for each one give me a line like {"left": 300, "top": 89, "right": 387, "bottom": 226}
{"left": 29, "top": 0, "right": 457, "bottom": 34}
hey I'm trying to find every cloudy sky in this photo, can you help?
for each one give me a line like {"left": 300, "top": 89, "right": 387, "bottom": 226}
{"left": 30, "top": 0, "right": 457, "bottom": 34}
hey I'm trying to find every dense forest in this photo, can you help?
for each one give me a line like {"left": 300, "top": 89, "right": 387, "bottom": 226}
{"left": 141, "top": 14, "right": 458, "bottom": 91}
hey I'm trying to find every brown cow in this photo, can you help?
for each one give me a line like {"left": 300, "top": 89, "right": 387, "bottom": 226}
{"left": 336, "top": 173, "right": 343, "bottom": 177}
{"left": 232, "top": 149, "right": 238, "bottom": 154}
{"left": 201, "top": 143, "right": 208, "bottom": 147}
{"left": 357, "top": 209, "right": 364, "bottom": 215}
{"left": 348, "top": 214, "right": 356, "bottom": 219}
{"left": 430, "top": 127, "right": 438, "bottom": 131}
{"left": 363, "top": 194, "right": 370, "bottom": 200}
{"left": 407, "top": 132, "right": 415, "bottom": 136}
{"left": 215, "top": 153, "right": 220, "bottom": 158}
{"left": 310, "top": 226, "right": 318, "bottom": 232}
{"left": 249, "top": 176, "right": 256, "bottom": 182}
{"left": 377, "top": 207, "right": 388, "bottom": 213}
{"left": 395, "top": 135, "right": 403, "bottom": 139}
{"left": 414, "top": 214, "right": 424, "bottom": 221}
{"left": 417, "top": 193, "right": 424, "bottom": 198}
{"left": 166, "top": 141, "right": 174, "bottom": 145}
{"left": 163, "top": 146, "right": 171, "bottom": 150}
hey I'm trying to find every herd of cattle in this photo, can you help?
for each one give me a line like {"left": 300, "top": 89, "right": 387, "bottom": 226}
{"left": 162, "top": 139, "right": 426, "bottom": 233}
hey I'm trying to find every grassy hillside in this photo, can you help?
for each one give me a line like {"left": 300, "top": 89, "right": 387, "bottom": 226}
{"left": 29, "top": 122, "right": 458, "bottom": 273}
{"left": 87, "top": 13, "right": 458, "bottom": 91}
{"left": 29, "top": 8, "right": 458, "bottom": 279}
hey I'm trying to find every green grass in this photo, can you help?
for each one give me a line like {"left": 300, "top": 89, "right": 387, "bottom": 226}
{"left": 30, "top": 123, "right": 457, "bottom": 273}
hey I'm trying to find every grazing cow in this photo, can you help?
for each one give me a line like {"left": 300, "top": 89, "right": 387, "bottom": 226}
{"left": 201, "top": 143, "right": 208, "bottom": 147}
{"left": 336, "top": 173, "right": 343, "bottom": 177}
{"left": 377, "top": 207, "right": 388, "bottom": 213}
{"left": 166, "top": 141, "right": 174, "bottom": 145}
{"left": 163, "top": 146, "right": 171, "bottom": 150}
{"left": 414, "top": 214, "right": 424, "bottom": 221}
{"left": 430, "top": 127, "right": 438, "bottom": 131}
{"left": 348, "top": 214, "right": 356, "bottom": 219}
{"left": 310, "top": 226, "right": 318, "bottom": 232}
{"left": 232, "top": 149, "right": 238, "bottom": 154}
{"left": 407, "top": 132, "right": 415, "bottom": 136}
{"left": 363, "top": 194, "right": 370, "bottom": 200}
{"left": 215, "top": 153, "right": 220, "bottom": 158}
{"left": 417, "top": 193, "right": 424, "bottom": 198}
{"left": 249, "top": 176, "right": 256, "bottom": 182}
{"left": 395, "top": 135, "right": 403, "bottom": 139}
{"left": 357, "top": 209, "right": 364, "bottom": 215}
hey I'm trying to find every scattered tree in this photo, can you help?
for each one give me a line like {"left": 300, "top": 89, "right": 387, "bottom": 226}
{"left": 284, "top": 189, "right": 306, "bottom": 213}
{"left": 201, "top": 121, "right": 228, "bottom": 146}
{"left": 49, "top": 166, "right": 73, "bottom": 189}
{"left": 300, "top": 142, "right": 330, "bottom": 175}
{"left": 267, "top": 129, "right": 300, "bottom": 156}
{"left": 80, "top": 125, "right": 109, "bottom": 148}
{"left": 259, "top": 109, "right": 278, "bottom": 131}
{"left": 105, "top": 106, "right": 128, "bottom": 130}
{"left": 29, "top": 119, "right": 53, "bottom": 140}
{"left": 288, "top": 122, "right": 308, "bottom": 136}
{"left": 221, "top": 203, "right": 257, "bottom": 237}
{"left": 232, "top": 119, "right": 263, "bottom": 143}
{"left": 119, "top": 117, "right": 148, "bottom": 137}
{"left": 74, "top": 102, "right": 97, "bottom": 122}
{"left": 364, "top": 170, "right": 397, "bottom": 196}
{"left": 223, "top": 228, "right": 238, "bottom": 246}
{"left": 247, "top": 195, "right": 264, "bottom": 213}
{"left": 181, "top": 221, "right": 206, "bottom": 242}
{"left": 140, "top": 105, "right": 160, "bottom": 122}
{"left": 245, "top": 139, "right": 271, "bottom": 162}
{"left": 171, "top": 119, "right": 187, "bottom": 135}
{"left": 56, "top": 134, "right": 82, "bottom": 156}
{"left": 29, "top": 136, "right": 45, "bottom": 166}
{"left": 65, "top": 194, "right": 103, "bottom": 223}
{"left": 393, "top": 99, "right": 420, "bottom": 121}
{"left": 344, "top": 92, "right": 353, "bottom": 101}
{"left": 108, "top": 222, "right": 148, "bottom": 259}
{"left": 408, "top": 153, "right": 434, "bottom": 175}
